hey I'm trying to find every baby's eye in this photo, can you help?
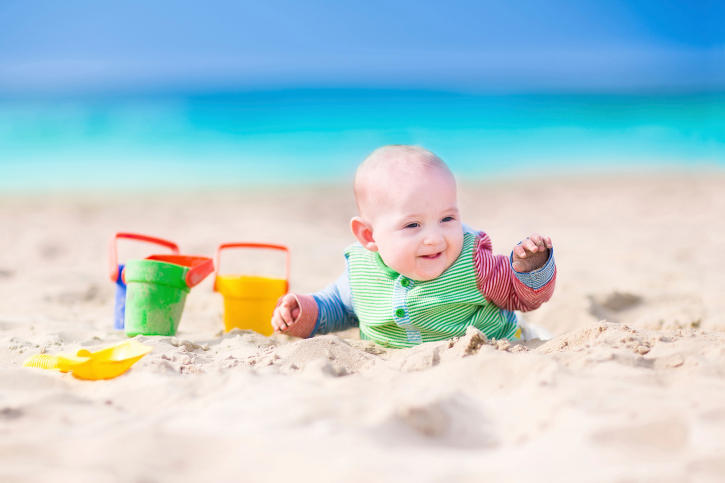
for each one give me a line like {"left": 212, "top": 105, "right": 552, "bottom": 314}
{"left": 404, "top": 222, "right": 420, "bottom": 229}
{"left": 441, "top": 216, "right": 455, "bottom": 223}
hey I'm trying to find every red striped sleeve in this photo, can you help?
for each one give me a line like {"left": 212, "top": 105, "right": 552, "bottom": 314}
{"left": 474, "top": 232, "right": 556, "bottom": 312}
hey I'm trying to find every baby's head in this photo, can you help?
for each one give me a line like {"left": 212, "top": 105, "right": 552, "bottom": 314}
{"left": 351, "top": 145, "right": 463, "bottom": 281}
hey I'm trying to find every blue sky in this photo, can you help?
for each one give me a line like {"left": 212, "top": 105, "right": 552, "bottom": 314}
{"left": 0, "top": 0, "right": 723, "bottom": 95}
{"left": 1, "top": 1, "right": 723, "bottom": 192}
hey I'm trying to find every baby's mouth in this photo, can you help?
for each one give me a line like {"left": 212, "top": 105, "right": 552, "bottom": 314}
{"left": 420, "top": 252, "right": 442, "bottom": 260}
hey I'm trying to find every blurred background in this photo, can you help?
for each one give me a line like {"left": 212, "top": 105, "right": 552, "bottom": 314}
{"left": 1, "top": 0, "right": 723, "bottom": 192}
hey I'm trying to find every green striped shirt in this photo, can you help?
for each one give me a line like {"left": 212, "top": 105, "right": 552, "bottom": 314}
{"left": 345, "top": 231, "right": 518, "bottom": 348}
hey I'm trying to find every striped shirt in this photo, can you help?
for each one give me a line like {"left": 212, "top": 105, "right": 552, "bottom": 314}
{"left": 280, "top": 225, "right": 556, "bottom": 347}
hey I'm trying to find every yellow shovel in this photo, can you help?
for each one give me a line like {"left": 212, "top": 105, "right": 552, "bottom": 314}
{"left": 22, "top": 340, "right": 152, "bottom": 380}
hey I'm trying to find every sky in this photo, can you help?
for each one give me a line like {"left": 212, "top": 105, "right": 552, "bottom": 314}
{"left": 0, "top": 0, "right": 723, "bottom": 95}
{"left": 1, "top": 0, "right": 723, "bottom": 192}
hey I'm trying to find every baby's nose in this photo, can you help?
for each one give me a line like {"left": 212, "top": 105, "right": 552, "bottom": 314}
{"left": 423, "top": 228, "right": 444, "bottom": 245}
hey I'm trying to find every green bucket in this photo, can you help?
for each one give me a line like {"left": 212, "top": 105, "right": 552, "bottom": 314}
{"left": 123, "top": 255, "right": 214, "bottom": 337}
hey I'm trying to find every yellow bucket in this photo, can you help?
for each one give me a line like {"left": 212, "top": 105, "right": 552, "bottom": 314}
{"left": 214, "top": 243, "right": 290, "bottom": 336}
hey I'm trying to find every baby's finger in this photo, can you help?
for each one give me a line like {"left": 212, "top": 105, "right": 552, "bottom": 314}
{"left": 532, "top": 233, "right": 548, "bottom": 251}
{"left": 279, "top": 303, "right": 294, "bottom": 326}
{"left": 271, "top": 311, "right": 286, "bottom": 332}
{"left": 514, "top": 244, "right": 528, "bottom": 259}
{"left": 521, "top": 238, "right": 538, "bottom": 253}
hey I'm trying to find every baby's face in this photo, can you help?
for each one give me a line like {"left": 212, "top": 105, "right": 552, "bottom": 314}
{"left": 369, "top": 168, "right": 463, "bottom": 281}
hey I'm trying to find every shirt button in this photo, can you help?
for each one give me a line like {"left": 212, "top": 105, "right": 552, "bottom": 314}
{"left": 395, "top": 308, "right": 405, "bottom": 318}
{"left": 401, "top": 279, "right": 410, "bottom": 287}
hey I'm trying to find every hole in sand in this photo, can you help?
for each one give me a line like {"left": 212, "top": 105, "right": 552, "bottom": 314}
{"left": 598, "top": 292, "right": 643, "bottom": 312}
{"left": 589, "top": 291, "right": 643, "bottom": 321}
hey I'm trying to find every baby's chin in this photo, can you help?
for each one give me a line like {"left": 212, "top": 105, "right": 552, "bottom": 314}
{"left": 382, "top": 252, "right": 452, "bottom": 281}
{"left": 403, "top": 261, "right": 448, "bottom": 281}
{"left": 408, "top": 272, "right": 443, "bottom": 282}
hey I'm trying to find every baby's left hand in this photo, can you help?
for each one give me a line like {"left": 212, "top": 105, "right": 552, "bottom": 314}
{"left": 512, "top": 233, "right": 552, "bottom": 273}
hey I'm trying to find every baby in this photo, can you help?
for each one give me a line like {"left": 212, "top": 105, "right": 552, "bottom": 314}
{"left": 271, "top": 145, "right": 556, "bottom": 347}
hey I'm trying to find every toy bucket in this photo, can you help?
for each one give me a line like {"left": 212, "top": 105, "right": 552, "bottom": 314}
{"left": 123, "top": 254, "right": 214, "bottom": 337}
{"left": 214, "top": 243, "right": 290, "bottom": 336}
{"left": 108, "top": 233, "right": 179, "bottom": 330}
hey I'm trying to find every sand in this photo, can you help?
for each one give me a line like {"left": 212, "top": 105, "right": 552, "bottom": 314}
{"left": 1, "top": 173, "right": 725, "bottom": 482}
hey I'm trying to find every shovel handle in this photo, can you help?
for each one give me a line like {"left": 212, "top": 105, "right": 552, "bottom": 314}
{"left": 214, "top": 243, "right": 290, "bottom": 292}
{"left": 109, "top": 233, "right": 180, "bottom": 282}
{"left": 23, "top": 354, "right": 61, "bottom": 371}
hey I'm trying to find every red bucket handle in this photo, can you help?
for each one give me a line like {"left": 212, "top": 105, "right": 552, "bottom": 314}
{"left": 109, "top": 232, "right": 180, "bottom": 282}
{"left": 214, "top": 243, "right": 290, "bottom": 292}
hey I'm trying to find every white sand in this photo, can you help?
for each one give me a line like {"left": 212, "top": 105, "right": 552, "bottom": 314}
{"left": 1, "top": 173, "right": 725, "bottom": 482}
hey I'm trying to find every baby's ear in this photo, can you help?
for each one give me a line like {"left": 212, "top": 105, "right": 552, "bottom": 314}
{"left": 350, "top": 217, "right": 378, "bottom": 252}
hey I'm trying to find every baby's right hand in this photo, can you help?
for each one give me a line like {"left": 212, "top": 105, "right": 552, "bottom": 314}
{"left": 272, "top": 293, "right": 301, "bottom": 333}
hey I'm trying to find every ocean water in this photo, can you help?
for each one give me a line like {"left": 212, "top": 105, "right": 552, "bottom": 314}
{"left": 1, "top": 89, "right": 723, "bottom": 192}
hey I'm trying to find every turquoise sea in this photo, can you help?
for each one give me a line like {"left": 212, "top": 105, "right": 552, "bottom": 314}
{"left": 1, "top": 89, "right": 723, "bottom": 192}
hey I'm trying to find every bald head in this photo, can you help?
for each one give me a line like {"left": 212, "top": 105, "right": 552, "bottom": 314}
{"left": 354, "top": 145, "right": 454, "bottom": 220}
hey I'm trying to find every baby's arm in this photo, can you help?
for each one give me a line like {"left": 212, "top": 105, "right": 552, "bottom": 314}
{"left": 475, "top": 232, "right": 556, "bottom": 312}
{"left": 271, "top": 263, "right": 359, "bottom": 338}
